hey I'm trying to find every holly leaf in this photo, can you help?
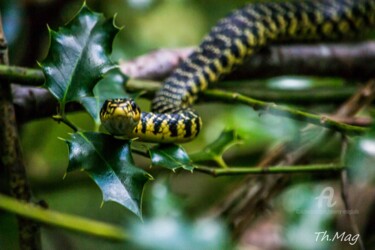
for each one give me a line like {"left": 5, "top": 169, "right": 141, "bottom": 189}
{"left": 80, "top": 69, "right": 137, "bottom": 125}
{"left": 202, "top": 129, "right": 242, "bottom": 156}
{"left": 65, "top": 132, "right": 152, "bottom": 217}
{"left": 149, "top": 144, "right": 195, "bottom": 171}
{"left": 189, "top": 129, "right": 242, "bottom": 168}
{"left": 40, "top": 3, "right": 120, "bottom": 109}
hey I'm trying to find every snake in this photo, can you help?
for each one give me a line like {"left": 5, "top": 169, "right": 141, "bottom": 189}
{"left": 100, "top": 0, "right": 375, "bottom": 143}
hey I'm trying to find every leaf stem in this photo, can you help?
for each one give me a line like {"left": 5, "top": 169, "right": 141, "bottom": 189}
{"left": 189, "top": 151, "right": 227, "bottom": 168}
{"left": 131, "top": 147, "right": 150, "bottom": 158}
{"left": 52, "top": 114, "right": 79, "bottom": 132}
{"left": 195, "top": 164, "right": 345, "bottom": 177}
{"left": 0, "top": 193, "right": 129, "bottom": 241}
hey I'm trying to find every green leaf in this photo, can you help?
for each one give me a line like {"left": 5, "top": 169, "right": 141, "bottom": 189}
{"left": 203, "top": 129, "right": 242, "bottom": 156}
{"left": 189, "top": 129, "right": 242, "bottom": 168}
{"left": 40, "top": 3, "right": 120, "bottom": 110}
{"left": 65, "top": 132, "right": 152, "bottom": 217}
{"left": 80, "top": 69, "right": 135, "bottom": 125}
{"left": 149, "top": 144, "right": 195, "bottom": 171}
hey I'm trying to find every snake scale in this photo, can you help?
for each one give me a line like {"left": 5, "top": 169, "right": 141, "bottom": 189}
{"left": 100, "top": 0, "right": 375, "bottom": 143}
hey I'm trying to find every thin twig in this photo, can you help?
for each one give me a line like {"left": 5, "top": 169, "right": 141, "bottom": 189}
{"left": 128, "top": 79, "right": 368, "bottom": 135}
{"left": 126, "top": 78, "right": 360, "bottom": 105}
{"left": 196, "top": 164, "right": 344, "bottom": 177}
{"left": 203, "top": 89, "right": 367, "bottom": 135}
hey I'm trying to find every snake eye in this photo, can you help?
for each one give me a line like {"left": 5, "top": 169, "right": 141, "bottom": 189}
{"left": 130, "top": 99, "right": 138, "bottom": 110}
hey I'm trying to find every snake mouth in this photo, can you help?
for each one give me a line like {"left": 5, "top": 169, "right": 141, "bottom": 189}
{"left": 100, "top": 98, "right": 141, "bottom": 136}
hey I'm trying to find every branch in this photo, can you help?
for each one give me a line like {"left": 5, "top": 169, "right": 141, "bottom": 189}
{"left": 196, "top": 164, "right": 344, "bottom": 177}
{"left": 0, "top": 193, "right": 128, "bottom": 241}
{"left": 11, "top": 84, "right": 82, "bottom": 123}
{"left": 129, "top": 79, "right": 369, "bottom": 134}
{"left": 3, "top": 42, "right": 375, "bottom": 86}
{"left": 120, "top": 42, "right": 375, "bottom": 80}
{"left": 126, "top": 79, "right": 360, "bottom": 105}
{"left": 0, "top": 65, "right": 43, "bottom": 86}
{"left": 0, "top": 15, "right": 41, "bottom": 249}
{"left": 127, "top": 79, "right": 372, "bottom": 127}
{"left": 129, "top": 79, "right": 368, "bottom": 134}
{"left": 203, "top": 89, "right": 368, "bottom": 135}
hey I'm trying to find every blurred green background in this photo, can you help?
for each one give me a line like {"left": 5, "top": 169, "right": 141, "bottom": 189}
{"left": 1, "top": 0, "right": 375, "bottom": 249}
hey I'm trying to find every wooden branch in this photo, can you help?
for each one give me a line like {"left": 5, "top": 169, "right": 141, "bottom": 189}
{"left": 120, "top": 42, "right": 375, "bottom": 80}
{"left": 3, "top": 42, "right": 375, "bottom": 86}
{"left": 11, "top": 85, "right": 81, "bottom": 123}
{"left": 0, "top": 14, "right": 41, "bottom": 249}
{"left": 0, "top": 65, "right": 43, "bottom": 86}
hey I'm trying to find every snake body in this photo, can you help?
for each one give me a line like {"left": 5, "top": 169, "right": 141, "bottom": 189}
{"left": 100, "top": 0, "right": 375, "bottom": 143}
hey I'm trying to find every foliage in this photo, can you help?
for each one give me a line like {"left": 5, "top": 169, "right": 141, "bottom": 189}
{"left": 40, "top": 4, "right": 120, "bottom": 113}
{"left": 39, "top": 3, "right": 152, "bottom": 217}
{"left": 149, "top": 144, "right": 195, "bottom": 171}
{"left": 189, "top": 129, "right": 242, "bottom": 168}
{"left": 66, "top": 132, "right": 152, "bottom": 217}
{"left": 1, "top": 0, "right": 375, "bottom": 249}
{"left": 38, "top": 3, "right": 244, "bottom": 218}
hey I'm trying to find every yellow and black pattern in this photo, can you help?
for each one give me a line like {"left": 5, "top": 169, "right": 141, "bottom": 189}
{"left": 101, "top": 0, "right": 375, "bottom": 143}
{"left": 100, "top": 99, "right": 201, "bottom": 142}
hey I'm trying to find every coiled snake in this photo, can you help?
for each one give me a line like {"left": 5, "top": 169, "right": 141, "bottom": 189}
{"left": 100, "top": 0, "right": 375, "bottom": 143}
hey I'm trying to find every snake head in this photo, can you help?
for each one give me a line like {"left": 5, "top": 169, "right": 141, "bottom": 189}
{"left": 100, "top": 98, "right": 141, "bottom": 137}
